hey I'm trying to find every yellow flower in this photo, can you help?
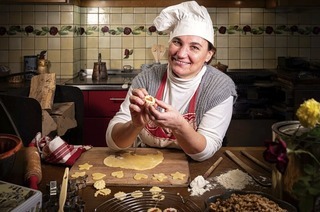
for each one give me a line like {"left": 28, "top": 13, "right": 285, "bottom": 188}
{"left": 296, "top": 98, "right": 320, "bottom": 128}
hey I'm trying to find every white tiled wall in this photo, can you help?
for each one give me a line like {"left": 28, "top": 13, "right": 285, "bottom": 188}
{"left": 0, "top": 5, "right": 319, "bottom": 79}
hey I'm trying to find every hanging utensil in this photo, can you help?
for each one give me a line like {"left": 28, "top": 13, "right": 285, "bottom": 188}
{"left": 158, "top": 45, "right": 166, "bottom": 63}
{"left": 151, "top": 44, "right": 159, "bottom": 63}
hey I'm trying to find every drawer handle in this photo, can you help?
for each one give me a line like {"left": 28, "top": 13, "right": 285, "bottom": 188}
{"left": 109, "top": 98, "right": 125, "bottom": 101}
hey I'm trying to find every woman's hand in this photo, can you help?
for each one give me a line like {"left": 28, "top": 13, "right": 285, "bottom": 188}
{"left": 146, "top": 99, "right": 186, "bottom": 131}
{"left": 129, "top": 88, "right": 151, "bottom": 128}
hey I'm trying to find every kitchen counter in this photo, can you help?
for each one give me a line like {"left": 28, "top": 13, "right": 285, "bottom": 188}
{"left": 7, "top": 146, "right": 298, "bottom": 211}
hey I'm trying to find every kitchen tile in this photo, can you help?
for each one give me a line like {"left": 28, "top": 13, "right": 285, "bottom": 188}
{"left": 22, "top": 5, "right": 34, "bottom": 12}
{"left": 158, "top": 36, "right": 169, "bottom": 45}
{"left": 146, "top": 14, "right": 157, "bottom": 24}
{"left": 228, "top": 47, "right": 239, "bottom": 59}
{"left": 110, "top": 14, "right": 122, "bottom": 25}
{"left": 8, "top": 50, "right": 21, "bottom": 63}
{"left": 123, "top": 37, "right": 134, "bottom": 48}
{"left": 35, "top": 12, "right": 47, "bottom": 25}
{"left": 110, "top": 59, "right": 121, "bottom": 69}
{"left": 9, "top": 12, "right": 22, "bottom": 25}
{"left": 110, "top": 7, "right": 122, "bottom": 13}
{"left": 310, "top": 48, "right": 320, "bottom": 60}
{"left": 110, "top": 37, "right": 122, "bottom": 48}
{"left": 275, "top": 11, "right": 287, "bottom": 25}
{"left": 299, "top": 37, "right": 311, "bottom": 48}
{"left": 251, "top": 12, "right": 263, "bottom": 25}
{"left": 35, "top": 5, "right": 47, "bottom": 12}
{"left": 0, "top": 51, "right": 8, "bottom": 63}
{"left": 311, "top": 37, "right": 320, "bottom": 48}
{"left": 9, "top": 38, "right": 21, "bottom": 50}
{"left": 276, "top": 48, "right": 288, "bottom": 58}
{"left": 240, "top": 59, "right": 252, "bottom": 69}
{"left": 275, "top": 36, "right": 287, "bottom": 48}
{"left": 134, "top": 8, "right": 145, "bottom": 14}
{"left": 110, "top": 49, "right": 122, "bottom": 60}
{"left": 241, "top": 48, "right": 252, "bottom": 59}
{"left": 61, "top": 37, "right": 73, "bottom": 49}
{"left": 49, "top": 62, "right": 60, "bottom": 76}
{"left": 0, "top": 38, "right": 8, "bottom": 50}
{"left": 21, "top": 50, "right": 35, "bottom": 57}
{"left": 287, "top": 36, "right": 299, "bottom": 48}
{"left": 287, "top": 13, "right": 299, "bottom": 25}
{"left": 60, "top": 50, "right": 73, "bottom": 62}
{"left": 146, "top": 37, "right": 158, "bottom": 48}
{"left": 264, "top": 12, "right": 275, "bottom": 25}
{"left": 87, "top": 13, "right": 98, "bottom": 25}
{"left": 264, "top": 36, "right": 275, "bottom": 48}
{"left": 252, "top": 59, "right": 264, "bottom": 69}
{"left": 216, "top": 36, "right": 228, "bottom": 47}
{"left": 217, "top": 47, "right": 228, "bottom": 60}
{"left": 48, "top": 5, "right": 60, "bottom": 12}
{"left": 22, "top": 12, "right": 34, "bottom": 25}
{"left": 133, "top": 48, "right": 145, "bottom": 60}
{"left": 251, "top": 36, "right": 263, "bottom": 47}
{"left": 264, "top": 47, "right": 276, "bottom": 59}
{"left": 61, "top": 5, "right": 73, "bottom": 12}
{"left": 99, "top": 7, "right": 110, "bottom": 13}
{"left": 99, "top": 14, "right": 109, "bottom": 24}
{"left": 217, "top": 13, "right": 228, "bottom": 25}
{"left": 87, "top": 7, "right": 98, "bottom": 14}
{"left": 240, "top": 36, "right": 252, "bottom": 47}
{"left": 87, "top": 49, "right": 99, "bottom": 60}
{"left": 122, "top": 14, "right": 134, "bottom": 25}
{"left": 48, "top": 50, "right": 61, "bottom": 62}
{"left": 87, "top": 37, "right": 99, "bottom": 48}
{"left": 252, "top": 48, "right": 263, "bottom": 59}
{"left": 122, "top": 8, "right": 134, "bottom": 14}
{"left": 99, "top": 37, "right": 110, "bottom": 48}
{"left": 134, "top": 37, "right": 145, "bottom": 48}
{"left": 228, "top": 36, "right": 240, "bottom": 48}
{"left": 60, "top": 63, "right": 73, "bottom": 76}
{"left": 299, "top": 48, "right": 311, "bottom": 58}
{"left": 263, "top": 59, "right": 276, "bottom": 69}
{"left": 134, "top": 14, "right": 146, "bottom": 24}
{"left": 61, "top": 12, "right": 73, "bottom": 25}
{"left": 134, "top": 60, "right": 145, "bottom": 69}
{"left": 47, "top": 12, "right": 60, "bottom": 25}
{"left": 99, "top": 49, "right": 110, "bottom": 61}
{"left": 228, "top": 59, "right": 240, "bottom": 69}
{"left": 8, "top": 62, "right": 21, "bottom": 72}
{"left": 22, "top": 37, "right": 35, "bottom": 50}
{"left": 240, "top": 12, "right": 251, "bottom": 25}
{"left": 48, "top": 37, "right": 61, "bottom": 50}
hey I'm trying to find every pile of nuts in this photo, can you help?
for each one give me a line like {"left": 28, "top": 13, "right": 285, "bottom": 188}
{"left": 209, "top": 193, "right": 287, "bottom": 212}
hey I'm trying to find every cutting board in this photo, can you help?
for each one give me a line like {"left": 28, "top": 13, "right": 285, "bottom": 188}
{"left": 69, "top": 148, "right": 190, "bottom": 187}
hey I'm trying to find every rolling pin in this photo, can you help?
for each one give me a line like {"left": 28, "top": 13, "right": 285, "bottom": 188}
{"left": 25, "top": 146, "right": 42, "bottom": 190}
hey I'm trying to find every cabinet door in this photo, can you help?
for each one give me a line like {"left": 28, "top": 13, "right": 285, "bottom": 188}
{"left": 88, "top": 90, "right": 127, "bottom": 117}
{"left": 84, "top": 117, "right": 110, "bottom": 147}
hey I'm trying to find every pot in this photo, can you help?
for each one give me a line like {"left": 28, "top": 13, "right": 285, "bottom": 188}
{"left": 0, "top": 134, "right": 23, "bottom": 180}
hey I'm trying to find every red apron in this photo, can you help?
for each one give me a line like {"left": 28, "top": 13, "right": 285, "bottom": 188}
{"left": 140, "top": 72, "right": 199, "bottom": 147}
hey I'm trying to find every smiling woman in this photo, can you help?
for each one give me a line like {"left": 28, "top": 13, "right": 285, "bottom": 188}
{"left": 106, "top": 1, "right": 237, "bottom": 162}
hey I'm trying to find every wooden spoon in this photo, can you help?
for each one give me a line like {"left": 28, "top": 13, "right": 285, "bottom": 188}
{"left": 158, "top": 45, "right": 166, "bottom": 63}
{"left": 151, "top": 44, "right": 159, "bottom": 63}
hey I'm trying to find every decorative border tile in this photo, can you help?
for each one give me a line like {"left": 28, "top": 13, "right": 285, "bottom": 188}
{"left": 0, "top": 25, "right": 319, "bottom": 36}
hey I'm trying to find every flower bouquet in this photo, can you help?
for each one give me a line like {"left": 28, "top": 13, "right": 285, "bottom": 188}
{"left": 263, "top": 98, "right": 320, "bottom": 212}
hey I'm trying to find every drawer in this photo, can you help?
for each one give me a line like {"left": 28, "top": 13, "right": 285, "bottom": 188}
{"left": 87, "top": 90, "right": 127, "bottom": 117}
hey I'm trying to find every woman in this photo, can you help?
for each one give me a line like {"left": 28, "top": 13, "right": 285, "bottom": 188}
{"left": 106, "top": 1, "right": 237, "bottom": 161}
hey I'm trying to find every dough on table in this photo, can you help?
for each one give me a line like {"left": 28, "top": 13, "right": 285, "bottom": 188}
{"left": 152, "top": 173, "right": 168, "bottom": 182}
{"left": 103, "top": 151, "right": 164, "bottom": 170}
{"left": 92, "top": 173, "right": 106, "bottom": 181}
{"left": 94, "top": 188, "right": 111, "bottom": 197}
{"left": 93, "top": 179, "right": 106, "bottom": 190}
{"left": 170, "top": 171, "right": 186, "bottom": 180}
{"left": 78, "top": 162, "right": 93, "bottom": 170}
{"left": 111, "top": 170, "right": 124, "bottom": 178}
{"left": 133, "top": 173, "right": 148, "bottom": 180}
{"left": 131, "top": 190, "right": 143, "bottom": 198}
{"left": 71, "top": 171, "right": 86, "bottom": 178}
{"left": 114, "top": 191, "right": 127, "bottom": 200}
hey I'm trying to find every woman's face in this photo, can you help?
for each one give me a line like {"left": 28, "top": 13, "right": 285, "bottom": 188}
{"left": 168, "top": 35, "right": 214, "bottom": 79}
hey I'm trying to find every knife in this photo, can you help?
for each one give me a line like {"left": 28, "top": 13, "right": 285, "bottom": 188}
{"left": 58, "top": 167, "right": 69, "bottom": 212}
{"left": 240, "top": 150, "right": 272, "bottom": 173}
{"left": 225, "top": 150, "right": 271, "bottom": 187}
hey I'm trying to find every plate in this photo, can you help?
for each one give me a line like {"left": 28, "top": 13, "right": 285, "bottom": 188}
{"left": 205, "top": 190, "right": 297, "bottom": 212}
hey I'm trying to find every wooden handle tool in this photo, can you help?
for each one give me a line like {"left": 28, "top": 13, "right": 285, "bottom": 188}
{"left": 203, "top": 156, "right": 223, "bottom": 179}
{"left": 25, "top": 146, "right": 42, "bottom": 189}
{"left": 58, "top": 167, "right": 69, "bottom": 212}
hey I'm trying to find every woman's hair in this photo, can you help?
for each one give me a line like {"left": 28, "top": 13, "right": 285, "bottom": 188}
{"left": 207, "top": 42, "right": 216, "bottom": 65}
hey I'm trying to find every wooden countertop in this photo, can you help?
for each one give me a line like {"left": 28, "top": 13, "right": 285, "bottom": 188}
{"left": 7, "top": 146, "right": 297, "bottom": 211}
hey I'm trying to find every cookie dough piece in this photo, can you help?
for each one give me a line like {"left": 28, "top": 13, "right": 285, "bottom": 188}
{"left": 93, "top": 179, "right": 106, "bottom": 190}
{"left": 111, "top": 170, "right": 124, "bottom": 178}
{"left": 133, "top": 173, "right": 148, "bottom": 180}
{"left": 152, "top": 173, "right": 168, "bottom": 182}
{"left": 149, "top": 186, "right": 163, "bottom": 195}
{"left": 92, "top": 173, "right": 106, "bottom": 181}
{"left": 78, "top": 162, "right": 93, "bottom": 170}
{"left": 114, "top": 191, "right": 127, "bottom": 201}
{"left": 94, "top": 188, "right": 111, "bottom": 197}
{"left": 71, "top": 171, "right": 86, "bottom": 178}
{"left": 163, "top": 208, "right": 177, "bottom": 212}
{"left": 131, "top": 190, "right": 143, "bottom": 198}
{"left": 170, "top": 171, "right": 186, "bottom": 180}
{"left": 145, "top": 95, "right": 156, "bottom": 106}
{"left": 147, "top": 208, "right": 162, "bottom": 212}
{"left": 152, "top": 193, "right": 165, "bottom": 201}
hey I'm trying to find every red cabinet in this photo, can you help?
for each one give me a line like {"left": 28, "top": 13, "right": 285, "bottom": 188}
{"left": 82, "top": 90, "right": 127, "bottom": 146}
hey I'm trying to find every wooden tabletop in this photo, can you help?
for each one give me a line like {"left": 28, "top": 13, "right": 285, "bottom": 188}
{"left": 8, "top": 146, "right": 295, "bottom": 211}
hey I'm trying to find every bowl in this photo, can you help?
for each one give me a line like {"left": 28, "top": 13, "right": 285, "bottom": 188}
{"left": 0, "top": 134, "right": 23, "bottom": 180}
{"left": 205, "top": 190, "right": 297, "bottom": 212}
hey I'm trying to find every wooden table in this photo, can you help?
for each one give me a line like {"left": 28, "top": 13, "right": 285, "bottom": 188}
{"left": 8, "top": 146, "right": 296, "bottom": 211}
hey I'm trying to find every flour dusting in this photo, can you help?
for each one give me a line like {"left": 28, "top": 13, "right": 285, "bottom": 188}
{"left": 188, "top": 175, "right": 214, "bottom": 196}
{"left": 215, "top": 169, "right": 253, "bottom": 190}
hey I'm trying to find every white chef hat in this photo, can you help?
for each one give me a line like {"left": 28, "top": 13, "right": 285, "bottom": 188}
{"left": 153, "top": 1, "right": 214, "bottom": 46}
